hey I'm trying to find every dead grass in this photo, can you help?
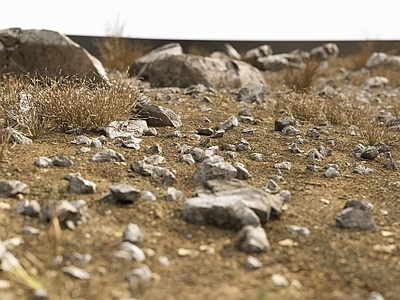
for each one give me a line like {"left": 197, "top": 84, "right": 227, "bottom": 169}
{"left": 358, "top": 116, "right": 394, "bottom": 146}
{"left": 0, "top": 74, "right": 141, "bottom": 136}
{"left": 322, "top": 96, "right": 367, "bottom": 126}
{"left": 333, "top": 40, "right": 378, "bottom": 70}
{"left": 282, "top": 58, "right": 320, "bottom": 91}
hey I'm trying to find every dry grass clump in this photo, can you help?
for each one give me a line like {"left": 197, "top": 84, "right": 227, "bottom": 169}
{"left": 275, "top": 90, "right": 324, "bottom": 122}
{"left": 282, "top": 58, "right": 321, "bottom": 91}
{"left": 322, "top": 96, "right": 367, "bottom": 125}
{"left": 0, "top": 74, "right": 141, "bottom": 137}
{"left": 0, "top": 128, "right": 10, "bottom": 161}
{"left": 359, "top": 116, "right": 393, "bottom": 146}
{"left": 332, "top": 40, "right": 378, "bottom": 70}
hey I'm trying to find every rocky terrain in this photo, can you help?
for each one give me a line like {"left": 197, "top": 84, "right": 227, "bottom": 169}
{"left": 1, "top": 28, "right": 400, "bottom": 300}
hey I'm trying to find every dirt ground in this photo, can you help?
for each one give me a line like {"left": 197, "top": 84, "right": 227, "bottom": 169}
{"left": 1, "top": 71, "right": 400, "bottom": 300}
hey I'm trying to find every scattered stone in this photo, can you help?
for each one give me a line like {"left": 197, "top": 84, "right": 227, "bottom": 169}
{"left": 14, "top": 200, "right": 41, "bottom": 217}
{"left": 146, "top": 144, "right": 162, "bottom": 154}
{"left": 71, "top": 135, "right": 92, "bottom": 145}
{"left": 361, "top": 146, "right": 379, "bottom": 160}
{"left": 90, "top": 149, "right": 125, "bottom": 162}
{"left": 126, "top": 265, "right": 152, "bottom": 284}
{"left": 99, "top": 184, "right": 141, "bottom": 204}
{"left": 335, "top": 207, "right": 376, "bottom": 230}
{"left": 219, "top": 115, "right": 238, "bottom": 131}
{"left": 286, "top": 225, "right": 310, "bottom": 236}
{"left": 143, "top": 127, "right": 158, "bottom": 136}
{"left": 274, "top": 116, "right": 296, "bottom": 131}
{"left": 343, "top": 199, "right": 373, "bottom": 211}
{"left": 103, "top": 120, "right": 148, "bottom": 139}
{"left": 193, "top": 156, "right": 237, "bottom": 182}
{"left": 237, "top": 83, "right": 264, "bottom": 103}
{"left": 271, "top": 274, "right": 289, "bottom": 287}
{"left": 52, "top": 155, "right": 73, "bottom": 167}
{"left": 179, "top": 153, "right": 196, "bottom": 165}
{"left": 278, "top": 239, "right": 298, "bottom": 247}
{"left": 33, "top": 157, "right": 53, "bottom": 168}
{"left": 236, "top": 138, "right": 251, "bottom": 151}
{"left": 167, "top": 130, "right": 181, "bottom": 138}
{"left": 141, "top": 190, "right": 157, "bottom": 201}
{"left": 368, "top": 291, "right": 385, "bottom": 300}
{"left": 22, "top": 226, "right": 40, "bottom": 234}
{"left": 62, "top": 265, "right": 90, "bottom": 280}
{"left": 113, "top": 137, "right": 142, "bottom": 149}
{"left": 281, "top": 125, "right": 301, "bottom": 136}
{"left": 158, "top": 256, "right": 170, "bottom": 267}
{"left": 73, "top": 252, "right": 92, "bottom": 264}
{"left": 274, "top": 162, "right": 291, "bottom": 171}
{"left": 177, "top": 248, "right": 199, "bottom": 257}
{"left": 353, "top": 164, "right": 373, "bottom": 174}
{"left": 122, "top": 223, "right": 145, "bottom": 244}
{"left": 63, "top": 173, "right": 97, "bottom": 194}
{"left": 135, "top": 103, "right": 182, "bottom": 127}
{"left": 189, "top": 148, "right": 204, "bottom": 162}
{"left": 264, "top": 179, "right": 280, "bottom": 193}
{"left": 235, "top": 225, "right": 270, "bottom": 253}
{"left": 373, "top": 244, "right": 397, "bottom": 253}
{"left": 120, "top": 242, "right": 146, "bottom": 262}
{"left": 324, "top": 167, "right": 340, "bottom": 178}
{"left": 197, "top": 128, "right": 214, "bottom": 135}
{"left": 245, "top": 255, "right": 263, "bottom": 270}
{"left": 250, "top": 153, "right": 263, "bottom": 162}
{"left": 306, "top": 148, "right": 324, "bottom": 160}
{"left": 234, "top": 162, "right": 251, "bottom": 180}
{"left": 1, "top": 128, "right": 32, "bottom": 144}
{"left": 0, "top": 180, "right": 29, "bottom": 198}
{"left": 165, "top": 187, "right": 185, "bottom": 202}
{"left": 306, "top": 128, "right": 319, "bottom": 139}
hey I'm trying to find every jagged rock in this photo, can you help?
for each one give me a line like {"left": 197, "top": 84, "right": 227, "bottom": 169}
{"left": 41, "top": 200, "right": 89, "bottom": 230}
{"left": 324, "top": 167, "right": 340, "bottom": 178}
{"left": 63, "top": 173, "right": 97, "bottom": 194}
{"left": 103, "top": 120, "right": 148, "bottom": 139}
{"left": 256, "top": 54, "right": 291, "bottom": 71}
{"left": 126, "top": 265, "right": 152, "bottom": 283}
{"left": 244, "top": 44, "right": 273, "bottom": 66}
{"left": 310, "top": 43, "right": 339, "bottom": 61}
{"left": 343, "top": 199, "right": 373, "bottom": 211}
{"left": 235, "top": 225, "right": 270, "bottom": 253}
{"left": 0, "top": 180, "right": 29, "bottom": 197}
{"left": 134, "top": 103, "right": 181, "bottom": 127}
{"left": 122, "top": 223, "right": 145, "bottom": 244}
{"left": 335, "top": 207, "right": 376, "bottom": 230}
{"left": 33, "top": 156, "right": 53, "bottom": 168}
{"left": 365, "top": 52, "right": 400, "bottom": 70}
{"left": 120, "top": 242, "right": 146, "bottom": 262}
{"left": 237, "top": 83, "right": 264, "bottom": 103}
{"left": 274, "top": 116, "right": 296, "bottom": 131}
{"left": 274, "top": 162, "right": 291, "bottom": 171}
{"left": 193, "top": 156, "right": 237, "bottom": 182}
{"left": 182, "top": 179, "right": 284, "bottom": 230}
{"left": 236, "top": 138, "right": 251, "bottom": 151}
{"left": 14, "top": 200, "right": 40, "bottom": 217}
{"left": 147, "top": 54, "right": 266, "bottom": 89}
{"left": 361, "top": 146, "right": 379, "bottom": 160}
{"left": 0, "top": 28, "right": 107, "bottom": 81}
{"left": 234, "top": 162, "right": 251, "bottom": 180}
{"left": 218, "top": 115, "right": 238, "bottom": 132}
{"left": 113, "top": 137, "right": 142, "bottom": 149}
{"left": 90, "top": 149, "right": 125, "bottom": 163}
{"left": 353, "top": 164, "right": 373, "bottom": 174}
{"left": 52, "top": 155, "right": 73, "bottom": 167}
{"left": 99, "top": 184, "right": 141, "bottom": 204}
{"left": 129, "top": 43, "right": 183, "bottom": 78}
{"left": 146, "top": 144, "right": 162, "bottom": 154}
{"left": 165, "top": 187, "right": 185, "bottom": 202}
{"left": 0, "top": 128, "right": 32, "bottom": 144}
{"left": 245, "top": 255, "right": 263, "bottom": 270}
{"left": 71, "top": 135, "right": 92, "bottom": 145}
{"left": 223, "top": 43, "right": 241, "bottom": 60}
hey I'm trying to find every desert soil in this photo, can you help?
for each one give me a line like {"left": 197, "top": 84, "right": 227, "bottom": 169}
{"left": 1, "top": 71, "right": 400, "bottom": 300}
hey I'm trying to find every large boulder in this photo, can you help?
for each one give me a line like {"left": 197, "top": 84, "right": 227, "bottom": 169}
{"left": 147, "top": 54, "right": 266, "bottom": 89}
{"left": 243, "top": 44, "right": 273, "bottom": 66}
{"left": 365, "top": 52, "right": 400, "bottom": 70}
{"left": 0, "top": 28, "right": 107, "bottom": 81}
{"left": 310, "top": 43, "right": 339, "bottom": 61}
{"left": 129, "top": 43, "right": 183, "bottom": 78}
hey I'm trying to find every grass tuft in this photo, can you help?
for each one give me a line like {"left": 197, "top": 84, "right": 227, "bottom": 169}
{"left": 282, "top": 58, "right": 320, "bottom": 91}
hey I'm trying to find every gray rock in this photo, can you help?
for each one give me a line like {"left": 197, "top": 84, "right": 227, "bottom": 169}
{"left": 250, "top": 153, "right": 263, "bottom": 162}
{"left": 234, "top": 162, "right": 251, "bottom": 180}
{"left": 324, "top": 167, "right": 340, "bottom": 178}
{"left": 223, "top": 43, "right": 241, "bottom": 60}
{"left": 244, "top": 44, "right": 273, "bottom": 66}
{"left": 281, "top": 125, "right": 301, "bottom": 136}
{"left": 237, "top": 83, "right": 264, "bottom": 103}
{"left": 165, "top": 187, "right": 185, "bottom": 202}
{"left": 141, "top": 190, "right": 157, "bottom": 201}
{"left": 219, "top": 115, "right": 238, "bottom": 132}
{"left": 0, "top": 180, "right": 29, "bottom": 197}
{"left": 236, "top": 138, "right": 251, "bottom": 151}
{"left": 193, "top": 156, "right": 237, "bottom": 182}
{"left": 353, "top": 164, "right": 373, "bottom": 174}
{"left": 113, "top": 137, "right": 142, "bottom": 149}
{"left": 127, "top": 265, "right": 152, "bottom": 283}
{"left": 90, "top": 149, "right": 125, "bottom": 162}
{"left": 103, "top": 120, "right": 148, "bottom": 139}
{"left": 135, "top": 103, "right": 181, "bottom": 128}
{"left": 361, "top": 146, "right": 379, "bottom": 160}
{"left": 22, "top": 226, "right": 40, "bottom": 234}
{"left": 0, "top": 28, "right": 107, "bottom": 81}
{"left": 146, "top": 144, "right": 162, "bottom": 154}
{"left": 71, "top": 135, "right": 92, "bottom": 145}
{"left": 343, "top": 199, "right": 373, "bottom": 211}
{"left": 120, "top": 242, "right": 146, "bottom": 262}
{"left": 33, "top": 156, "right": 53, "bottom": 168}
{"left": 14, "top": 200, "right": 40, "bottom": 217}
{"left": 245, "top": 255, "right": 263, "bottom": 270}
{"left": 72, "top": 252, "right": 92, "bottom": 264}
{"left": 335, "top": 207, "right": 376, "bottom": 230}
{"left": 158, "top": 256, "right": 170, "bottom": 267}
{"left": 52, "top": 155, "right": 72, "bottom": 167}
{"left": 366, "top": 52, "right": 400, "bottom": 70}
{"left": 1, "top": 128, "right": 32, "bottom": 145}
{"left": 106, "top": 184, "right": 141, "bottom": 204}
{"left": 310, "top": 43, "right": 339, "bottom": 61}
{"left": 122, "top": 223, "right": 144, "bottom": 244}
{"left": 274, "top": 162, "right": 291, "bottom": 171}
{"left": 179, "top": 153, "right": 196, "bottom": 165}
{"left": 274, "top": 116, "right": 296, "bottom": 131}
{"left": 63, "top": 173, "right": 97, "bottom": 194}
{"left": 235, "top": 225, "right": 270, "bottom": 253}
{"left": 286, "top": 225, "right": 310, "bottom": 236}
{"left": 62, "top": 265, "right": 90, "bottom": 280}
{"left": 368, "top": 291, "right": 385, "bottom": 300}
{"left": 41, "top": 199, "right": 89, "bottom": 229}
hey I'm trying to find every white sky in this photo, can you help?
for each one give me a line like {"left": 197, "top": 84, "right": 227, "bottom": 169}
{"left": 1, "top": 0, "right": 399, "bottom": 41}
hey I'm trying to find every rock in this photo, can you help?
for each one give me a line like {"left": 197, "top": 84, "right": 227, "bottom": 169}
{"left": 120, "top": 242, "right": 146, "bottom": 262}
{"left": 122, "top": 223, "right": 144, "bottom": 244}
{"left": 245, "top": 255, "right": 263, "bottom": 270}
{"left": 90, "top": 149, "right": 125, "bottom": 163}
{"left": 72, "top": 253, "right": 92, "bottom": 264}
{"left": 244, "top": 44, "right": 273, "bottom": 66}
{"left": 0, "top": 128, "right": 32, "bottom": 144}
{"left": 182, "top": 179, "right": 284, "bottom": 230}
{"left": 271, "top": 274, "right": 290, "bottom": 287}
{"left": 274, "top": 162, "right": 291, "bottom": 171}
{"left": 113, "top": 137, "right": 142, "bottom": 149}
{"left": 41, "top": 200, "right": 89, "bottom": 229}
{"left": 365, "top": 52, "right": 400, "bottom": 70}
{"left": 218, "top": 115, "right": 238, "bottom": 132}
{"left": 360, "top": 146, "right": 379, "bottom": 160}
{"left": 0, "top": 28, "right": 107, "bottom": 81}
{"left": 33, "top": 157, "right": 53, "bottom": 168}
{"left": 234, "top": 162, "right": 251, "bottom": 180}
{"left": 223, "top": 43, "right": 241, "bottom": 60}
{"left": 335, "top": 207, "right": 376, "bottom": 230}
{"left": 286, "top": 225, "right": 310, "bottom": 236}
{"left": 165, "top": 187, "right": 184, "bottom": 202}
{"left": 126, "top": 265, "right": 152, "bottom": 283}
{"left": 52, "top": 155, "right": 73, "bottom": 167}
{"left": 310, "top": 43, "right": 339, "bottom": 61}
{"left": 193, "top": 156, "right": 237, "bottom": 182}
{"left": 134, "top": 103, "right": 181, "bottom": 127}
{"left": 158, "top": 256, "right": 170, "bottom": 267}
{"left": 146, "top": 144, "right": 162, "bottom": 154}
{"left": 103, "top": 120, "right": 148, "bottom": 139}
{"left": 368, "top": 291, "right": 385, "bottom": 300}
{"left": 324, "top": 167, "right": 340, "bottom": 178}
{"left": 365, "top": 76, "right": 389, "bottom": 88}
{"left": 274, "top": 116, "right": 296, "bottom": 131}
{"left": 256, "top": 54, "right": 291, "bottom": 71}
{"left": 100, "top": 184, "right": 141, "bottom": 204}
{"left": 343, "top": 199, "right": 373, "bottom": 211}
{"left": 353, "top": 164, "right": 373, "bottom": 174}
{"left": 141, "top": 190, "right": 157, "bottom": 201}
{"left": 62, "top": 265, "right": 90, "bottom": 280}
{"left": 235, "top": 225, "right": 270, "bottom": 253}
{"left": 14, "top": 200, "right": 40, "bottom": 217}
{"left": 71, "top": 135, "right": 92, "bottom": 145}
{"left": 147, "top": 54, "right": 266, "bottom": 89}
{"left": 129, "top": 43, "right": 183, "bottom": 78}
{"left": 63, "top": 173, "right": 97, "bottom": 194}
{"left": 0, "top": 180, "right": 29, "bottom": 197}
{"left": 237, "top": 83, "right": 264, "bottom": 103}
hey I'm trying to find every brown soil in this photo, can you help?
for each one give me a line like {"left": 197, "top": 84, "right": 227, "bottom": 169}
{"left": 1, "top": 74, "right": 400, "bottom": 300}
